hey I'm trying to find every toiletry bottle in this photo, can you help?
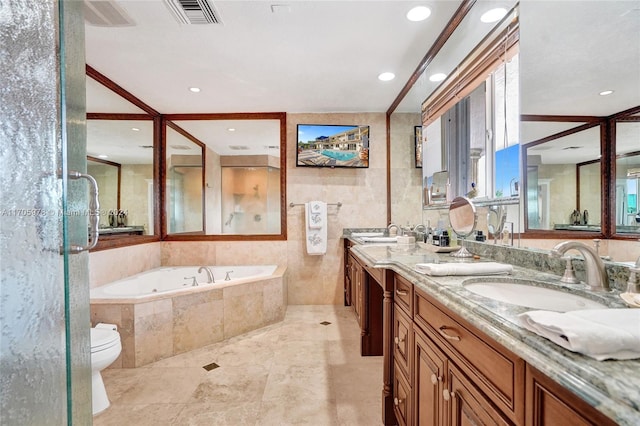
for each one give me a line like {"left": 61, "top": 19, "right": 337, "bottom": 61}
{"left": 441, "top": 230, "right": 449, "bottom": 247}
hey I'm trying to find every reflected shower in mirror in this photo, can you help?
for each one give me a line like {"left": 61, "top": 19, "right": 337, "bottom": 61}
{"left": 449, "top": 196, "right": 477, "bottom": 258}
{"left": 168, "top": 117, "right": 283, "bottom": 236}
{"left": 86, "top": 119, "right": 155, "bottom": 236}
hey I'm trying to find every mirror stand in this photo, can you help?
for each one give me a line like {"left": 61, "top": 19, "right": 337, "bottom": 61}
{"left": 449, "top": 196, "right": 478, "bottom": 259}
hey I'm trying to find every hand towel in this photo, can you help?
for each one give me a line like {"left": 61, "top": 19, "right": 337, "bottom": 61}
{"left": 305, "top": 201, "right": 327, "bottom": 255}
{"left": 518, "top": 309, "right": 640, "bottom": 360}
{"left": 414, "top": 262, "right": 513, "bottom": 276}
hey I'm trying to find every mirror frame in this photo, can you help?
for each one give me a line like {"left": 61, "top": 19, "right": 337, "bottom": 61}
{"left": 86, "top": 65, "right": 162, "bottom": 251}
{"left": 162, "top": 112, "right": 288, "bottom": 242}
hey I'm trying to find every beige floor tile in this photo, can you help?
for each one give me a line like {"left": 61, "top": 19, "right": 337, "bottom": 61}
{"left": 99, "top": 305, "right": 385, "bottom": 425}
{"left": 93, "top": 403, "right": 185, "bottom": 426}
{"left": 171, "top": 402, "right": 261, "bottom": 426}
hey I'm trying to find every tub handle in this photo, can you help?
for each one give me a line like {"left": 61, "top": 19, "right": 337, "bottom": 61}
{"left": 184, "top": 276, "right": 198, "bottom": 287}
{"left": 59, "top": 169, "right": 100, "bottom": 254}
{"left": 225, "top": 271, "right": 234, "bottom": 281}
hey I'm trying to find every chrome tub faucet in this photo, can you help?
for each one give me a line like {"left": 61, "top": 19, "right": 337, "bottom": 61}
{"left": 198, "top": 266, "right": 215, "bottom": 284}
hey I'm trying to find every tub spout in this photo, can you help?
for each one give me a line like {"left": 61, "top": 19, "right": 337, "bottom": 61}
{"left": 549, "top": 241, "right": 610, "bottom": 292}
{"left": 198, "top": 266, "right": 215, "bottom": 284}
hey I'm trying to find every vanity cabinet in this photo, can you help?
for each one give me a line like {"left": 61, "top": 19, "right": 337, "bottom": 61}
{"left": 525, "top": 365, "right": 616, "bottom": 426}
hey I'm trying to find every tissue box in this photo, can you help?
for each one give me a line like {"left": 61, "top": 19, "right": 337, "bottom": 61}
{"left": 397, "top": 236, "right": 416, "bottom": 245}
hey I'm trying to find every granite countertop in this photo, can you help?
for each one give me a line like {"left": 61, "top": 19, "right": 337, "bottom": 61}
{"left": 344, "top": 230, "right": 640, "bottom": 425}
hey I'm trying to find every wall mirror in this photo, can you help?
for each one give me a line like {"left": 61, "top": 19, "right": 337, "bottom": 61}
{"left": 86, "top": 119, "right": 156, "bottom": 238}
{"left": 523, "top": 123, "right": 602, "bottom": 232}
{"left": 520, "top": 1, "right": 640, "bottom": 239}
{"left": 389, "top": 0, "right": 518, "bottom": 226}
{"left": 615, "top": 117, "right": 640, "bottom": 235}
{"left": 165, "top": 122, "right": 204, "bottom": 234}
{"left": 86, "top": 67, "right": 160, "bottom": 250}
{"left": 164, "top": 114, "right": 285, "bottom": 239}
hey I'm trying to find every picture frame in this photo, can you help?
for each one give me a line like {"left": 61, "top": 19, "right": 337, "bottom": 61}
{"left": 414, "top": 125, "right": 422, "bottom": 168}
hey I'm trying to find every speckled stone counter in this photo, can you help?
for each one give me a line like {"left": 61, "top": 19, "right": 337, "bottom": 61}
{"left": 344, "top": 233, "right": 640, "bottom": 425}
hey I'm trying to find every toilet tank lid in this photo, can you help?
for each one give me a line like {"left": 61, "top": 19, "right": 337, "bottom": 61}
{"left": 90, "top": 328, "right": 120, "bottom": 351}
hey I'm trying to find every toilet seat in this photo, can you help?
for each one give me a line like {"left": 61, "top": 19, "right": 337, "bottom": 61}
{"left": 90, "top": 328, "right": 120, "bottom": 352}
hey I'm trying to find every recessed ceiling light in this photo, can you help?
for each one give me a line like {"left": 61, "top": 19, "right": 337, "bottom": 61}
{"left": 227, "top": 127, "right": 236, "bottom": 132}
{"left": 599, "top": 90, "right": 614, "bottom": 96}
{"left": 189, "top": 87, "right": 201, "bottom": 93}
{"left": 98, "top": 154, "right": 108, "bottom": 159}
{"left": 407, "top": 6, "right": 431, "bottom": 22}
{"left": 429, "top": 73, "right": 447, "bottom": 82}
{"left": 480, "top": 8, "right": 507, "bottom": 23}
{"left": 378, "top": 72, "right": 395, "bottom": 81}
{"left": 131, "top": 127, "right": 140, "bottom": 131}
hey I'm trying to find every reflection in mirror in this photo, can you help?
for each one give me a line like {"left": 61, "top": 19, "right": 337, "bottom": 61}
{"left": 86, "top": 119, "right": 155, "bottom": 237}
{"left": 169, "top": 118, "right": 283, "bottom": 236}
{"left": 487, "top": 205, "right": 506, "bottom": 242}
{"left": 615, "top": 120, "right": 640, "bottom": 234}
{"left": 87, "top": 156, "right": 120, "bottom": 227}
{"left": 166, "top": 124, "right": 204, "bottom": 234}
{"left": 524, "top": 125, "right": 601, "bottom": 231}
{"left": 449, "top": 196, "right": 477, "bottom": 258}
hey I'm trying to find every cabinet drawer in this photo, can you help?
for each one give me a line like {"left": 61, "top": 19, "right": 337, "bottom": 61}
{"left": 393, "top": 363, "right": 412, "bottom": 426}
{"left": 393, "top": 304, "right": 412, "bottom": 377}
{"left": 415, "top": 288, "right": 524, "bottom": 424}
{"left": 394, "top": 273, "right": 413, "bottom": 315}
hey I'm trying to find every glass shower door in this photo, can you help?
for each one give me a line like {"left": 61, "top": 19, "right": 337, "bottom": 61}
{"left": 0, "top": 1, "right": 92, "bottom": 424}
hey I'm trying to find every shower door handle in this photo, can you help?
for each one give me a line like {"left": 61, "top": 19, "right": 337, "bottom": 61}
{"left": 61, "top": 170, "right": 100, "bottom": 254}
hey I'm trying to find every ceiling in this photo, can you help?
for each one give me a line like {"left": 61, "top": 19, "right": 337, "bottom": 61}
{"left": 84, "top": 0, "right": 464, "bottom": 114}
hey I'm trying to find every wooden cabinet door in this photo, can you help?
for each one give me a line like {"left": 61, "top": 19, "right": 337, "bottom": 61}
{"left": 414, "top": 328, "right": 447, "bottom": 426}
{"left": 526, "top": 365, "right": 617, "bottom": 426}
{"left": 393, "top": 363, "right": 412, "bottom": 426}
{"left": 447, "top": 364, "right": 511, "bottom": 426}
{"left": 393, "top": 305, "right": 412, "bottom": 377}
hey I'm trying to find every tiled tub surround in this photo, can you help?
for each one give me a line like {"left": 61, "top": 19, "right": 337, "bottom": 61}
{"left": 348, "top": 241, "right": 639, "bottom": 425}
{"left": 90, "top": 265, "right": 287, "bottom": 368}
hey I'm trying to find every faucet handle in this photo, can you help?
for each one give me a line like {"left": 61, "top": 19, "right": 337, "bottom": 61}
{"left": 560, "top": 256, "right": 580, "bottom": 284}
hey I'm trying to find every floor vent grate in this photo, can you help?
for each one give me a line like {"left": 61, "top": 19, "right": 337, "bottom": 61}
{"left": 203, "top": 362, "right": 220, "bottom": 371}
{"left": 320, "top": 321, "right": 331, "bottom": 326}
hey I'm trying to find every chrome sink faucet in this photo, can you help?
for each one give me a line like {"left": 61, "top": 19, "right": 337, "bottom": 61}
{"left": 549, "top": 241, "right": 610, "bottom": 292}
{"left": 198, "top": 266, "right": 215, "bottom": 284}
{"left": 387, "top": 223, "right": 400, "bottom": 237}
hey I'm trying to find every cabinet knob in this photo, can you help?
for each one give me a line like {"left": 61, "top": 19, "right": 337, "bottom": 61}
{"left": 430, "top": 374, "right": 441, "bottom": 385}
{"left": 443, "top": 389, "right": 456, "bottom": 401}
{"left": 394, "top": 397, "right": 404, "bottom": 406}
{"left": 394, "top": 336, "right": 406, "bottom": 346}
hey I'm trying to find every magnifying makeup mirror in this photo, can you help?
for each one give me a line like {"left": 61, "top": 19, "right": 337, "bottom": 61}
{"left": 448, "top": 196, "right": 478, "bottom": 258}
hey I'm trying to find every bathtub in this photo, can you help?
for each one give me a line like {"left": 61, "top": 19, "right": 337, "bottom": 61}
{"left": 90, "top": 265, "right": 279, "bottom": 300}
{"left": 90, "top": 265, "right": 287, "bottom": 368}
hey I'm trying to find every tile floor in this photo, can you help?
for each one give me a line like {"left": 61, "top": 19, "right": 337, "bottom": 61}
{"left": 94, "top": 305, "right": 384, "bottom": 426}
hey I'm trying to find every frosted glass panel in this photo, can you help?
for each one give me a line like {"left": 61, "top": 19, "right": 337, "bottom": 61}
{"left": 0, "top": 1, "right": 91, "bottom": 424}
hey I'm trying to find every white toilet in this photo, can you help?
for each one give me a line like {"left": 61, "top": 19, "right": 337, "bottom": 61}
{"left": 90, "top": 326, "right": 122, "bottom": 415}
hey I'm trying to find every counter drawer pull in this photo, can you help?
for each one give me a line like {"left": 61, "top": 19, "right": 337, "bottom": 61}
{"left": 430, "top": 374, "right": 442, "bottom": 385}
{"left": 438, "top": 326, "right": 461, "bottom": 341}
{"left": 396, "top": 289, "right": 408, "bottom": 296}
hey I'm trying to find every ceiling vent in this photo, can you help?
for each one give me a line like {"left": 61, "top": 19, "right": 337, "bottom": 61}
{"left": 170, "top": 145, "right": 192, "bottom": 150}
{"left": 164, "top": 0, "right": 223, "bottom": 25}
{"left": 84, "top": 0, "right": 136, "bottom": 27}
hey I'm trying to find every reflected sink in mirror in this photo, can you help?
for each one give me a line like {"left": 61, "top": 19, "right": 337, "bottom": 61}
{"left": 351, "top": 232, "right": 385, "bottom": 237}
{"left": 463, "top": 278, "right": 608, "bottom": 312}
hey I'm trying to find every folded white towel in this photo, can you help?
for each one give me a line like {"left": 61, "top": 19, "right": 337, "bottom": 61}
{"left": 414, "top": 262, "right": 513, "bottom": 276}
{"left": 518, "top": 309, "right": 640, "bottom": 361}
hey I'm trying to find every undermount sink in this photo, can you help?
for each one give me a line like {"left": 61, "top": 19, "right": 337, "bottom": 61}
{"left": 462, "top": 279, "right": 608, "bottom": 312}
{"left": 359, "top": 236, "right": 397, "bottom": 243}
{"left": 351, "top": 232, "right": 384, "bottom": 237}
